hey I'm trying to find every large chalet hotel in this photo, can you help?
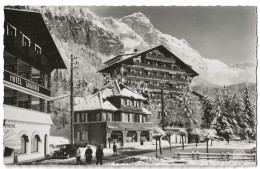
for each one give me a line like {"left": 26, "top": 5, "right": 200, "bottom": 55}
{"left": 3, "top": 8, "right": 66, "bottom": 164}
{"left": 98, "top": 45, "right": 199, "bottom": 100}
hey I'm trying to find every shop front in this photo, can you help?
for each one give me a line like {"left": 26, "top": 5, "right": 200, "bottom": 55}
{"left": 3, "top": 105, "right": 52, "bottom": 164}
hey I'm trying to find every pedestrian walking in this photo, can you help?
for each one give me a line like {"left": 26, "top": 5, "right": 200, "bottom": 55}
{"left": 85, "top": 146, "right": 93, "bottom": 165}
{"left": 113, "top": 143, "right": 117, "bottom": 155}
{"left": 95, "top": 145, "right": 104, "bottom": 165}
{"left": 76, "top": 146, "right": 83, "bottom": 165}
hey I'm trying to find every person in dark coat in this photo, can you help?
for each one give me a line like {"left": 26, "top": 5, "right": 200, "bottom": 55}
{"left": 95, "top": 145, "right": 104, "bottom": 165}
{"left": 113, "top": 143, "right": 117, "bottom": 155}
{"left": 85, "top": 146, "right": 93, "bottom": 165}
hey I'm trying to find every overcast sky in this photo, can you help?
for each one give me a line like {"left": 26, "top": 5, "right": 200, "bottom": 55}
{"left": 88, "top": 6, "right": 257, "bottom": 64}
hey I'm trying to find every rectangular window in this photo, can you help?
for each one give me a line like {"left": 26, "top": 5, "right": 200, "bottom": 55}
{"left": 132, "top": 100, "right": 135, "bottom": 107}
{"left": 77, "top": 132, "right": 80, "bottom": 141}
{"left": 85, "top": 131, "right": 89, "bottom": 141}
{"left": 123, "top": 113, "right": 128, "bottom": 122}
{"left": 128, "top": 113, "right": 132, "bottom": 122}
{"left": 134, "top": 114, "right": 140, "bottom": 122}
{"left": 85, "top": 113, "right": 88, "bottom": 122}
{"left": 81, "top": 113, "right": 84, "bottom": 122}
{"left": 108, "top": 113, "right": 112, "bottom": 121}
{"left": 96, "top": 113, "right": 101, "bottom": 121}
{"left": 77, "top": 114, "right": 80, "bottom": 122}
{"left": 124, "top": 99, "right": 127, "bottom": 106}
{"left": 114, "top": 113, "right": 120, "bottom": 121}
{"left": 102, "top": 112, "right": 107, "bottom": 121}
{"left": 81, "top": 132, "right": 85, "bottom": 141}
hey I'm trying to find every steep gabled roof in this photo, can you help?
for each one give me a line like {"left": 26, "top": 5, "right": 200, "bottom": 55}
{"left": 74, "top": 91, "right": 118, "bottom": 112}
{"left": 74, "top": 80, "right": 147, "bottom": 112}
{"left": 98, "top": 45, "right": 199, "bottom": 77}
{"left": 100, "top": 80, "right": 146, "bottom": 100}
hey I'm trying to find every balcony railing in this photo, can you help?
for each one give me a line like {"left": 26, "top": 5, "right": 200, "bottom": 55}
{"left": 4, "top": 35, "right": 50, "bottom": 71}
{"left": 133, "top": 62, "right": 186, "bottom": 72}
{"left": 146, "top": 54, "right": 176, "bottom": 62}
{"left": 124, "top": 71, "right": 189, "bottom": 83}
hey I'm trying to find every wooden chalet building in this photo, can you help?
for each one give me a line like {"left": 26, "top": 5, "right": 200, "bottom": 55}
{"left": 98, "top": 45, "right": 199, "bottom": 100}
{"left": 3, "top": 8, "right": 66, "bottom": 164}
{"left": 74, "top": 80, "right": 153, "bottom": 148}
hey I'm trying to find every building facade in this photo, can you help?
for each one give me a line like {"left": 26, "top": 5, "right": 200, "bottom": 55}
{"left": 3, "top": 8, "right": 66, "bottom": 164}
{"left": 74, "top": 80, "right": 153, "bottom": 148}
{"left": 98, "top": 45, "right": 199, "bottom": 100}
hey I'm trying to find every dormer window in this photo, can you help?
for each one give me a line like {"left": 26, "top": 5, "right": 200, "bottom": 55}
{"left": 35, "top": 44, "right": 41, "bottom": 55}
{"left": 22, "top": 35, "right": 31, "bottom": 47}
{"left": 6, "top": 23, "right": 16, "bottom": 36}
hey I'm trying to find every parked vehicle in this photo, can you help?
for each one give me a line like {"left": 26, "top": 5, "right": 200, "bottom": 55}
{"left": 52, "top": 144, "right": 77, "bottom": 159}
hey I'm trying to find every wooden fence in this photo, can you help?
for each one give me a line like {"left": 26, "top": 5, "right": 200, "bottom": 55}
{"left": 175, "top": 151, "right": 256, "bottom": 161}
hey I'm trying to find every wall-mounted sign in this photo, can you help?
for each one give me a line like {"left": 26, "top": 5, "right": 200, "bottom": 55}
{"left": 4, "top": 70, "right": 50, "bottom": 96}
{"left": 3, "top": 120, "right": 15, "bottom": 128}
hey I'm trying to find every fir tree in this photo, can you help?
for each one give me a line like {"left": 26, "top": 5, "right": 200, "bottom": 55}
{"left": 212, "top": 90, "right": 234, "bottom": 143}
{"left": 201, "top": 97, "right": 214, "bottom": 127}
{"left": 243, "top": 87, "right": 256, "bottom": 141}
{"left": 174, "top": 86, "right": 202, "bottom": 143}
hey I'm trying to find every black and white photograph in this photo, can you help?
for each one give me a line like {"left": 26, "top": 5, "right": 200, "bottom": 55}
{"left": 1, "top": 1, "right": 258, "bottom": 167}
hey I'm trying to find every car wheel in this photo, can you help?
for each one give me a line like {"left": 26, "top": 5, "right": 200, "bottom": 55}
{"left": 66, "top": 154, "right": 70, "bottom": 159}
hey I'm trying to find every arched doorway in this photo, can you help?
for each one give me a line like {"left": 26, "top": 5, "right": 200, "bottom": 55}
{"left": 127, "top": 131, "right": 137, "bottom": 142}
{"left": 44, "top": 134, "right": 48, "bottom": 156}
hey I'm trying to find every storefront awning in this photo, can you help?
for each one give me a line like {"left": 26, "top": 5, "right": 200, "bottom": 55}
{"left": 4, "top": 105, "right": 53, "bottom": 125}
{"left": 4, "top": 128, "right": 21, "bottom": 150}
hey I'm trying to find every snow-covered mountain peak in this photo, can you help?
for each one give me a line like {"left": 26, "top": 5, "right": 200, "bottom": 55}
{"left": 27, "top": 6, "right": 255, "bottom": 86}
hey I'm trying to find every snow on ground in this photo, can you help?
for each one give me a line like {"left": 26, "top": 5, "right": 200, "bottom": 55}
{"left": 109, "top": 156, "right": 256, "bottom": 167}
{"left": 186, "top": 140, "right": 256, "bottom": 150}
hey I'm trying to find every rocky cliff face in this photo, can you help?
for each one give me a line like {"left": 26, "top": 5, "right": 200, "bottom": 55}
{"left": 27, "top": 6, "right": 256, "bottom": 89}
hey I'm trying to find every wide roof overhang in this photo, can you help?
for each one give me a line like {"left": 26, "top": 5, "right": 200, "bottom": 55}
{"left": 4, "top": 8, "right": 66, "bottom": 69}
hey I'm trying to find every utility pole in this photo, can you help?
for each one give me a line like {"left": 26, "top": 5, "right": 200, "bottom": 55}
{"left": 70, "top": 54, "right": 79, "bottom": 144}
{"left": 161, "top": 88, "right": 165, "bottom": 130}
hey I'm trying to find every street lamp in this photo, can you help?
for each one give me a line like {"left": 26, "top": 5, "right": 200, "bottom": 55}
{"left": 205, "top": 133, "right": 210, "bottom": 154}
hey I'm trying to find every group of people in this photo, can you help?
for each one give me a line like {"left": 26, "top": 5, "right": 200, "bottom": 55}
{"left": 76, "top": 143, "right": 118, "bottom": 165}
{"left": 76, "top": 145, "right": 104, "bottom": 165}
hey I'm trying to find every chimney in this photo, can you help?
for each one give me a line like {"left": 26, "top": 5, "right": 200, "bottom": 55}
{"left": 134, "top": 49, "right": 138, "bottom": 52}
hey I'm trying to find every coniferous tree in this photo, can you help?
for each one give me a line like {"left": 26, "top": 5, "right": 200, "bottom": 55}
{"left": 201, "top": 97, "right": 214, "bottom": 128}
{"left": 174, "top": 86, "right": 202, "bottom": 143}
{"left": 212, "top": 90, "right": 234, "bottom": 143}
{"left": 243, "top": 87, "right": 256, "bottom": 141}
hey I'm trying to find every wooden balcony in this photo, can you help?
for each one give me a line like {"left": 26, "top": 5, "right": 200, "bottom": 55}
{"left": 124, "top": 71, "right": 189, "bottom": 84}
{"left": 133, "top": 62, "right": 186, "bottom": 72}
{"left": 146, "top": 54, "right": 176, "bottom": 63}
{"left": 4, "top": 35, "right": 51, "bottom": 73}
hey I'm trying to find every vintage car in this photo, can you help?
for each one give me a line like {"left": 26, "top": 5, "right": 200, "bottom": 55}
{"left": 52, "top": 144, "right": 77, "bottom": 159}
